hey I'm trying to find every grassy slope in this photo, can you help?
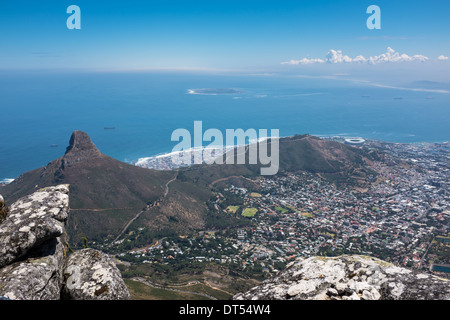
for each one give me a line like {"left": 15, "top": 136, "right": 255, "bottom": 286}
{"left": 0, "top": 134, "right": 378, "bottom": 246}
{"left": 0, "top": 154, "right": 174, "bottom": 246}
{"left": 179, "top": 134, "right": 377, "bottom": 187}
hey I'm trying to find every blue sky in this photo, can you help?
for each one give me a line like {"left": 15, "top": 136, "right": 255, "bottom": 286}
{"left": 0, "top": 0, "right": 449, "bottom": 73}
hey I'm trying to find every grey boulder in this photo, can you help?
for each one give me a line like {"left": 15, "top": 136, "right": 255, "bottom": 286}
{"left": 233, "top": 255, "right": 450, "bottom": 300}
{"left": 0, "top": 185, "right": 70, "bottom": 268}
{"left": 0, "top": 237, "right": 66, "bottom": 300}
{"left": 0, "top": 184, "right": 129, "bottom": 300}
{"left": 62, "top": 248, "right": 130, "bottom": 300}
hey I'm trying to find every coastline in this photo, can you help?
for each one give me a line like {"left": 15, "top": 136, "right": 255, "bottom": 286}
{"left": 2, "top": 135, "right": 449, "bottom": 183}
{"left": 133, "top": 134, "right": 450, "bottom": 171}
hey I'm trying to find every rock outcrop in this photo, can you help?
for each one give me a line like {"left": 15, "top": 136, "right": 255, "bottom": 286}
{"left": 0, "top": 131, "right": 172, "bottom": 246}
{"left": 62, "top": 248, "right": 130, "bottom": 300}
{"left": 0, "top": 185, "right": 69, "bottom": 268}
{"left": 233, "top": 255, "right": 450, "bottom": 300}
{"left": 62, "top": 130, "right": 104, "bottom": 167}
{"left": 0, "top": 237, "right": 67, "bottom": 300}
{"left": 0, "top": 186, "right": 130, "bottom": 300}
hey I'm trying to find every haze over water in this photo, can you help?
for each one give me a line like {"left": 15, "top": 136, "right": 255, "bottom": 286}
{"left": 1, "top": 71, "right": 449, "bottom": 180}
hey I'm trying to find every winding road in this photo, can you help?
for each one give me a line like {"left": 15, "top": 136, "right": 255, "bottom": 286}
{"left": 164, "top": 171, "right": 179, "bottom": 198}
{"left": 209, "top": 175, "right": 256, "bottom": 188}
{"left": 113, "top": 171, "right": 178, "bottom": 243}
{"left": 131, "top": 276, "right": 218, "bottom": 300}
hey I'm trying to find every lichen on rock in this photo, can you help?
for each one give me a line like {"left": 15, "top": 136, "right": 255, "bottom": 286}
{"left": 62, "top": 248, "right": 130, "bottom": 300}
{"left": 0, "top": 185, "right": 70, "bottom": 268}
{"left": 0, "top": 185, "right": 130, "bottom": 300}
{"left": 0, "top": 237, "right": 66, "bottom": 300}
{"left": 233, "top": 255, "right": 450, "bottom": 300}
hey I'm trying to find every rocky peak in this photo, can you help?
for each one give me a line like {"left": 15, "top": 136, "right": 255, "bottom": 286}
{"left": 233, "top": 255, "right": 450, "bottom": 300}
{"left": 65, "top": 131, "right": 99, "bottom": 155}
{"left": 63, "top": 131, "right": 103, "bottom": 166}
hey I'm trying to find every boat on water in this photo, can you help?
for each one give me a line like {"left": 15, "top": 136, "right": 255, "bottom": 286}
{"left": 104, "top": 127, "right": 116, "bottom": 130}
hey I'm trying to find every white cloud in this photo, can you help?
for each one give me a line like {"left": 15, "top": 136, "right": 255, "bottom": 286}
{"left": 437, "top": 55, "right": 449, "bottom": 61}
{"left": 366, "top": 47, "right": 429, "bottom": 64}
{"left": 326, "top": 50, "right": 353, "bottom": 64}
{"left": 352, "top": 55, "right": 367, "bottom": 63}
{"left": 281, "top": 58, "right": 325, "bottom": 65}
{"left": 282, "top": 47, "right": 435, "bottom": 65}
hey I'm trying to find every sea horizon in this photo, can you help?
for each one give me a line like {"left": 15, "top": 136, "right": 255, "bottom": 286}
{"left": 1, "top": 71, "right": 449, "bottom": 181}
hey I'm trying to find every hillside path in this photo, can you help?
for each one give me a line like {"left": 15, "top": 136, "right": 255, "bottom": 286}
{"left": 131, "top": 277, "right": 217, "bottom": 300}
{"left": 113, "top": 171, "right": 178, "bottom": 243}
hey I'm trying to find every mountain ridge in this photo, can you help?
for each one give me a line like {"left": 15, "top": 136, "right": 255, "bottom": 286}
{"left": 0, "top": 131, "right": 173, "bottom": 245}
{"left": 1, "top": 131, "right": 378, "bottom": 247}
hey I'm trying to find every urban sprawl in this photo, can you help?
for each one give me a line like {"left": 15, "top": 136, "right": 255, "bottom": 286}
{"left": 110, "top": 139, "right": 450, "bottom": 280}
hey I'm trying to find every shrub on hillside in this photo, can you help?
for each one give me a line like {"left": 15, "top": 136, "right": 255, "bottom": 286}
{"left": 0, "top": 201, "right": 9, "bottom": 223}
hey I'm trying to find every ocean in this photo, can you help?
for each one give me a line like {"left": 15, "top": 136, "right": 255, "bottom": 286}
{"left": 1, "top": 71, "right": 449, "bottom": 180}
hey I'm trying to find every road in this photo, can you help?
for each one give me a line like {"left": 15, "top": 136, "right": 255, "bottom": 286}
{"left": 209, "top": 175, "right": 256, "bottom": 188}
{"left": 419, "top": 236, "right": 435, "bottom": 269}
{"left": 131, "top": 277, "right": 217, "bottom": 300}
{"left": 113, "top": 171, "right": 178, "bottom": 243}
{"left": 164, "top": 171, "right": 179, "bottom": 198}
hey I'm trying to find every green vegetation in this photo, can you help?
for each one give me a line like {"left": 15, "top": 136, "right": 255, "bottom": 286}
{"left": 104, "top": 227, "right": 177, "bottom": 253}
{"left": 300, "top": 212, "right": 315, "bottom": 218}
{"left": 428, "top": 234, "right": 450, "bottom": 266}
{"left": 226, "top": 206, "right": 240, "bottom": 214}
{"left": 125, "top": 279, "right": 212, "bottom": 300}
{"left": 435, "top": 235, "right": 450, "bottom": 243}
{"left": 116, "top": 234, "right": 265, "bottom": 293}
{"left": 204, "top": 210, "right": 250, "bottom": 230}
{"left": 64, "top": 242, "right": 75, "bottom": 254}
{"left": 82, "top": 237, "right": 89, "bottom": 248}
{"left": 275, "top": 206, "right": 289, "bottom": 214}
{"left": 242, "top": 208, "right": 258, "bottom": 217}
{"left": 218, "top": 190, "right": 245, "bottom": 208}
{"left": 249, "top": 192, "right": 262, "bottom": 198}
{"left": 120, "top": 251, "right": 261, "bottom": 301}
{"left": 0, "top": 201, "right": 9, "bottom": 223}
{"left": 2, "top": 133, "right": 376, "bottom": 248}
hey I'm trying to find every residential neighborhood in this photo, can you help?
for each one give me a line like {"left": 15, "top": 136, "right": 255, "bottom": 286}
{"left": 110, "top": 139, "right": 450, "bottom": 281}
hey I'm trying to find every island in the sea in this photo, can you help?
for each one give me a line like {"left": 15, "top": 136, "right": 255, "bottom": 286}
{"left": 187, "top": 88, "right": 243, "bottom": 95}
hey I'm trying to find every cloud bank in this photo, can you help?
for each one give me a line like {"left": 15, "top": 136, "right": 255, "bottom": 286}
{"left": 282, "top": 47, "right": 447, "bottom": 65}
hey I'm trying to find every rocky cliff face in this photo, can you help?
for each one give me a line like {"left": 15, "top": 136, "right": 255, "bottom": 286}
{"left": 234, "top": 255, "right": 450, "bottom": 300}
{"left": 0, "top": 131, "right": 172, "bottom": 245}
{"left": 62, "top": 130, "right": 104, "bottom": 167}
{"left": 0, "top": 186, "right": 130, "bottom": 300}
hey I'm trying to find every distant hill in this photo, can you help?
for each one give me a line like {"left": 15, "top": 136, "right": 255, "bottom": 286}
{"left": 0, "top": 131, "right": 173, "bottom": 245}
{"left": 180, "top": 135, "right": 377, "bottom": 188}
{"left": 276, "top": 135, "right": 377, "bottom": 184}
{"left": 1, "top": 132, "right": 378, "bottom": 247}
